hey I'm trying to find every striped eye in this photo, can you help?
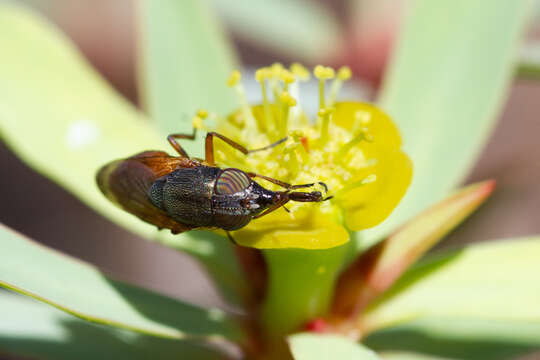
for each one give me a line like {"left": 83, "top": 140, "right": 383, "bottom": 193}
{"left": 215, "top": 169, "right": 251, "bottom": 195}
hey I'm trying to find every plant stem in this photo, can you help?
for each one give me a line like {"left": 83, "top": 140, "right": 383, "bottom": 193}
{"left": 260, "top": 243, "right": 350, "bottom": 340}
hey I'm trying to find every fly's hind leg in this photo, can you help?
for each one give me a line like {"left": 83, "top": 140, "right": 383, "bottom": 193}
{"left": 205, "top": 132, "right": 287, "bottom": 165}
{"left": 167, "top": 128, "right": 197, "bottom": 158}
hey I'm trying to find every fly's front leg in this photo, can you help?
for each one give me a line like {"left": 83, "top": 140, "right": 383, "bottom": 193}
{"left": 246, "top": 172, "right": 328, "bottom": 193}
{"left": 204, "top": 132, "right": 287, "bottom": 165}
{"left": 252, "top": 197, "right": 290, "bottom": 219}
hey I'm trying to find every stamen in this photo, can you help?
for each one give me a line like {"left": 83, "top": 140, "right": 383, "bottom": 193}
{"left": 290, "top": 63, "right": 311, "bottom": 81}
{"left": 192, "top": 115, "right": 204, "bottom": 130}
{"left": 288, "top": 63, "right": 310, "bottom": 127}
{"left": 283, "top": 141, "right": 301, "bottom": 176}
{"left": 328, "top": 66, "right": 352, "bottom": 106}
{"left": 227, "top": 70, "right": 241, "bottom": 86}
{"left": 290, "top": 130, "right": 310, "bottom": 163}
{"left": 192, "top": 108, "right": 209, "bottom": 130}
{"left": 227, "top": 70, "right": 257, "bottom": 132}
{"left": 270, "top": 63, "right": 285, "bottom": 101}
{"left": 337, "top": 128, "right": 374, "bottom": 159}
{"left": 318, "top": 107, "right": 335, "bottom": 144}
{"left": 279, "top": 69, "right": 295, "bottom": 92}
{"left": 333, "top": 174, "right": 377, "bottom": 199}
{"left": 314, "top": 65, "right": 335, "bottom": 109}
{"left": 279, "top": 92, "right": 297, "bottom": 136}
{"left": 255, "top": 68, "right": 271, "bottom": 132}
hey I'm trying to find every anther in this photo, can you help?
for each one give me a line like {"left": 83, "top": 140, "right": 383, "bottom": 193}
{"left": 280, "top": 70, "right": 295, "bottom": 85}
{"left": 255, "top": 68, "right": 269, "bottom": 82}
{"left": 280, "top": 92, "right": 297, "bottom": 107}
{"left": 227, "top": 70, "right": 241, "bottom": 87}
{"left": 196, "top": 109, "right": 208, "bottom": 119}
{"left": 271, "top": 63, "right": 285, "bottom": 78}
{"left": 337, "top": 66, "right": 352, "bottom": 80}
{"left": 290, "top": 63, "right": 311, "bottom": 81}
{"left": 329, "top": 66, "right": 352, "bottom": 106}
{"left": 314, "top": 65, "right": 335, "bottom": 80}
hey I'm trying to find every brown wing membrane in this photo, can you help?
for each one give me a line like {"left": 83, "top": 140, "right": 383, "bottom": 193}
{"left": 96, "top": 151, "right": 197, "bottom": 234}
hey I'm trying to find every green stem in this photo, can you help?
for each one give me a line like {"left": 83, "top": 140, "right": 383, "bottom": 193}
{"left": 260, "top": 243, "right": 351, "bottom": 340}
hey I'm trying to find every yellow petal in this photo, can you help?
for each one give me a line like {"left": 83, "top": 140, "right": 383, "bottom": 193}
{"left": 232, "top": 208, "right": 349, "bottom": 249}
{"left": 332, "top": 102, "right": 402, "bottom": 149}
{"left": 339, "top": 147, "right": 413, "bottom": 231}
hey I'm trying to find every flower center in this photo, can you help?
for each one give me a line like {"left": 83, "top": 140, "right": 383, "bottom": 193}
{"left": 200, "top": 64, "right": 378, "bottom": 217}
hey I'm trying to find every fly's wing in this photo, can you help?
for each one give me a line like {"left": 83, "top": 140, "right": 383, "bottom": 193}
{"left": 96, "top": 151, "right": 197, "bottom": 234}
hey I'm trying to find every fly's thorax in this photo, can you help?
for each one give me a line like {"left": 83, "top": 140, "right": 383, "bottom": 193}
{"left": 148, "top": 166, "right": 220, "bottom": 227}
{"left": 211, "top": 181, "right": 278, "bottom": 230}
{"left": 211, "top": 182, "right": 272, "bottom": 216}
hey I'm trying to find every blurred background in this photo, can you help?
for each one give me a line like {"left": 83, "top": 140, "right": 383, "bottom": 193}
{"left": 0, "top": 0, "right": 539, "bottom": 339}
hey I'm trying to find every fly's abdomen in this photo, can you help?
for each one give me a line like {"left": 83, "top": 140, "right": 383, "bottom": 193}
{"left": 149, "top": 166, "right": 219, "bottom": 227}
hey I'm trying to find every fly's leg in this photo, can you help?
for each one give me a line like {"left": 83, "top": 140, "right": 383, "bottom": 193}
{"left": 225, "top": 231, "right": 238, "bottom": 245}
{"left": 205, "top": 132, "right": 287, "bottom": 165}
{"left": 167, "top": 128, "right": 197, "bottom": 158}
{"left": 246, "top": 172, "right": 328, "bottom": 193}
{"left": 252, "top": 197, "right": 290, "bottom": 219}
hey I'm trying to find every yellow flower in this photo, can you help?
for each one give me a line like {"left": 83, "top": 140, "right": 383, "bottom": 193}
{"left": 209, "top": 64, "right": 412, "bottom": 249}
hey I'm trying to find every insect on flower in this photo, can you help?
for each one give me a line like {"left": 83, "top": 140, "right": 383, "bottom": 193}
{"left": 98, "top": 63, "right": 412, "bottom": 249}
{"left": 96, "top": 118, "right": 332, "bottom": 237}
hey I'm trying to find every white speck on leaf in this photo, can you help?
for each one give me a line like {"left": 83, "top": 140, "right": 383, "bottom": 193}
{"left": 65, "top": 119, "right": 100, "bottom": 149}
{"left": 207, "top": 308, "right": 226, "bottom": 321}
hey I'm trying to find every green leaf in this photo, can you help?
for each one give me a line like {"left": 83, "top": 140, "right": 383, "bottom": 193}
{"left": 0, "top": 224, "right": 242, "bottom": 341}
{"left": 288, "top": 333, "right": 379, "bottom": 360}
{"left": 0, "top": 292, "right": 229, "bottom": 360}
{"left": 331, "top": 181, "right": 495, "bottom": 323}
{"left": 380, "top": 352, "right": 456, "bottom": 360}
{"left": 367, "top": 318, "right": 540, "bottom": 360}
{"left": 364, "top": 0, "right": 533, "bottom": 249}
{"left": 210, "top": 0, "right": 344, "bottom": 63}
{"left": 361, "top": 237, "right": 540, "bottom": 358}
{"left": 0, "top": 3, "right": 245, "bottom": 305}
{"left": 138, "top": 0, "right": 238, "bottom": 136}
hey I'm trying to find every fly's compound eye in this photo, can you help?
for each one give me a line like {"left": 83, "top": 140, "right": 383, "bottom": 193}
{"left": 215, "top": 168, "right": 252, "bottom": 195}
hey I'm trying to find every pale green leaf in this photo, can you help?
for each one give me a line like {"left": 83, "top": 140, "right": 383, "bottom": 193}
{"left": 0, "top": 3, "right": 245, "bottom": 305}
{"left": 362, "top": 237, "right": 540, "bottom": 356}
{"left": 288, "top": 333, "right": 379, "bottom": 360}
{"left": 0, "top": 292, "right": 229, "bottom": 360}
{"left": 367, "top": 318, "right": 540, "bottom": 360}
{"left": 210, "top": 0, "right": 344, "bottom": 63}
{"left": 0, "top": 224, "right": 242, "bottom": 341}
{"left": 138, "top": 0, "right": 238, "bottom": 136}
{"left": 363, "top": 0, "right": 533, "bottom": 249}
